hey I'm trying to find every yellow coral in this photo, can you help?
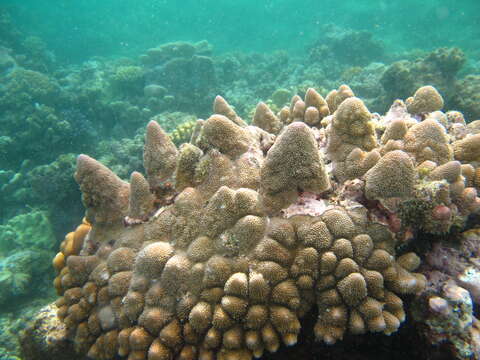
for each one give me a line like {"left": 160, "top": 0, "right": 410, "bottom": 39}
{"left": 53, "top": 219, "right": 91, "bottom": 295}
{"left": 169, "top": 120, "right": 197, "bottom": 146}
{"left": 406, "top": 85, "right": 444, "bottom": 114}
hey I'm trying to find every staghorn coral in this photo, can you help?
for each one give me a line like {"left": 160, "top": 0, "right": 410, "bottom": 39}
{"left": 49, "top": 84, "right": 480, "bottom": 360}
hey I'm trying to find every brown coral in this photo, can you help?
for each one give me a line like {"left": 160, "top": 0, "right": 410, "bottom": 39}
{"left": 365, "top": 150, "right": 415, "bottom": 201}
{"left": 406, "top": 85, "right": 444, "bottom": 114}
{"left": 49, "top": 81, "right": 480, "bottom": 359}
{"left": 53, "top": 219, "right": 92, "bottom": 295}
{"left": 325, "top": 84, "right": 355, "bottom": 113}
{"left": 259, "top": 122, "right": 330, "bottom": 214}
{"left": 453, "top": 134, "right": 480, "bottom": 162}
{"left": 51, "top": 94, "right": 428, "bottom": 359}
{"left": 326, "top": 97, "right": 378, "bottom": 181}
{"left": 403, "top": 118, "right": 453, "bottom": 164}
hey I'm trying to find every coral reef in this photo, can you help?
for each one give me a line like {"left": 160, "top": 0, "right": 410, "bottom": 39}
{"left": 20, "top": 303, "right": 77, "bottom": 360}
{"left": 313, "top": 25, "right": 385, "bottom": 67}
{"left": 453, "top": 75, "right": 480, "bottom": 121}
{"left": 2, "top": 17, "right": 480, "bottom": 359}
{"left": 1, "top": 298, "right": 54, "bottom": 359}
{"left": 46, "top": 82, "right": 480, "bottom": 360}
{"left": 0, "top": 210, "right": 54, "bottom": 254}
{"left": 412, "top": 228, "right": 480, "bottom": 359}
{"left": 142, "top": 41, "right": 216, "bottom": 113}
{"left": 110, "top": 66, "right": 145, "bottom": 98}
{"left": 421, "top": 282, "right": 480, "bottom": 360}
{"left": 380, "top": 48, "right": 465, "bottom": 111}
{"left": 0, "top": 211, "right": 56, "bottom": 305}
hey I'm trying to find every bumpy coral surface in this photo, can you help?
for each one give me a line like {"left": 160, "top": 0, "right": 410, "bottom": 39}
{"left": 53, "top": 85, "right": 480, "bottom": 360}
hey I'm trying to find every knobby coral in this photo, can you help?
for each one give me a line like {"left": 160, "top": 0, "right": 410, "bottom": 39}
{"left": 52, "top": 85, "right": 480, "bottom": 360}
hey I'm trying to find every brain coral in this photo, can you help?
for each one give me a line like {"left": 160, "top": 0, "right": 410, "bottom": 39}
{"left": 53, "top": 86, "right": 480, "bottom": 360}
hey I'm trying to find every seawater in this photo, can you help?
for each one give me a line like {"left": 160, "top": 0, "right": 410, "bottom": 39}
{"left": 0, "top": 1, "right": 479, "bottom": 359}
{"left": 3, "top": 0, "right": 479, "bottom": 62}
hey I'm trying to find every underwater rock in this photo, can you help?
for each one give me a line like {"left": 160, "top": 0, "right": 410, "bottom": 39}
{"left": 415, "top": 281, "right": 480, "bottom": 360}
{"left": 110, "top": 65, "right": 145, "bottom": 97}
{"left": 452, "top": 75, "right": 480, "bottom": 121}
{"left": 37, "top": 82, "right": 480, "bottom": 360}
{"left": 413, "top": 228, "right": 480, "bottom": 359}
{"left": 0, "top": 210, "right": 55, "bottom": 254}
{"left": 142, "top": 41, "right": 216, "bottom": 113}
{"left": 380, "top": 48, "right": 465, "bottom": 113}
{"left": 20, "top": 304, "right": 81, "bottom": 360}
{"left": 309, "top": 25, "right": 385, "bottom": 67}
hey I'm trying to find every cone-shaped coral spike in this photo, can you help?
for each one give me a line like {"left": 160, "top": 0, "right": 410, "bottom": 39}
{"left": 365, "top": 150, "right": 414, "bottom": 200}
{"left": 213, "top": 95, "right": 247, "bottom": 127}
{"left": 260, "top": 122, "right": 330, "bottom": 214}
{"left": 325, "top": 84, "right": 354, "bottom": 113}
{"left": 252, "top": 102, "right": 282, "bottom": 135}
{"left": 128, "top": 171, "right": 154, "bottom": 220}
{"left": 75, "top": 154, "right": 130, "bottom": 225}
{"left": 144, "top": 120, "right": 178, "bottom": 190}
{"left": 200, "top": 115, "right": 251, "bottom": 158}
{"left": 305, "top": 88, "right": 330, "bottom": 119}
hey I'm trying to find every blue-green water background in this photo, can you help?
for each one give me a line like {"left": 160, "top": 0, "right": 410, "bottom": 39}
{"left": 5, "top": 0, "right": 480, "bottom": 62}
{"left": 1, "top": 1, "right": 480, "bottom": 358}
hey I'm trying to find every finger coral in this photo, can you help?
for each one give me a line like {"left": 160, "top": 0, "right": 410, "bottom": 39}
{"left": 52, "top": 84, "right": 480, "bottom": 360}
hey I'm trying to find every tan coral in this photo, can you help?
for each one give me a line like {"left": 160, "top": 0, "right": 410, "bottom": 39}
{"left": 75, "top": 155, "right": 130, "bottom": 224}
{"left": 325, "top": 84, "right": 355, "bottom": 113}
{"left": 52, "top": 93, "right": 433, "bottom": 360}
{"left": 429, "top": 161, "right": 462, "bottom": 183}
{"left": 282, "top": 89, "right": 329, "bottom": 127}
{"left": 453, "top": 134, "right": 480, "bottom": 162}
{"left": 406, "top": 86, "right": 444, "bottom": 114}
{"left": 144, "top": 120, "right": 178, "bottom": 192}
{"left": 128, "top": 171, "right": 154, "bottom": 221}
{"left": 259, "top": 122, "right": 330, "bottom": 214}
{"left": 198, "top": 115, "right": 252, "bottom": 158}
{"left": 475, "top": 167, "right": 480, "bottom": 189}
{"left": 403, "top": 118, "right": 453, "bottom": 164}
{"left": 252, "top": 102, "right": 283, "bottom": 134}
{"left": 304, "top": 88, "right": 330, "bottom": 124}
{"left": 326, "top": 97, "right": 378, "bottom": 181}
{"left": 213, "top": 95, "right": 247, "bottom": 127}
{"left": 381, "top": 119, "right": 408, "bottom": 145}
{"left": 53, "top": 220, "right": 92, "bottom": 295}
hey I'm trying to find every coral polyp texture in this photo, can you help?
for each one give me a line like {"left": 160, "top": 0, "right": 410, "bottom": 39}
{"left": 53, "top": 85, "right": 480, "bottom": 360}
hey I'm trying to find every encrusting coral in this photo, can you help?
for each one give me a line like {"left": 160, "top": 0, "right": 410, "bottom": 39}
{"left": 51, "top": 84, "right": 480, "bottom": 360}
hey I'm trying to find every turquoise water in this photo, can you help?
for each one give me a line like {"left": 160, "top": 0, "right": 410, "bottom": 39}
{"left": 1, "top": 1, "right": 480, "bottom": 359}
{"left": 4, "top": 0, "right": 480, "bottom": 62}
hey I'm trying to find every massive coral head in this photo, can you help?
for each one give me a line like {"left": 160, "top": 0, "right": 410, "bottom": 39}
{"left": 52, "top": 83, "right": 480, "bottom": 360}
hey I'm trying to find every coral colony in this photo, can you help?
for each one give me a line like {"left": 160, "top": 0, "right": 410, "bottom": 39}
{"left": 51, "top": 84, "right": 480, "bottom": 360}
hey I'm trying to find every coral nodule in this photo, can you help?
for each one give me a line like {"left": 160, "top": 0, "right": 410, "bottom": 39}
{"left": 52, "top": 85, "right": 480, "bottom": 360}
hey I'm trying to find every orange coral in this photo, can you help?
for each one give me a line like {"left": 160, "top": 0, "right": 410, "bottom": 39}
{"left": 53, "top": 219, "right": 91, "bottom": 295}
